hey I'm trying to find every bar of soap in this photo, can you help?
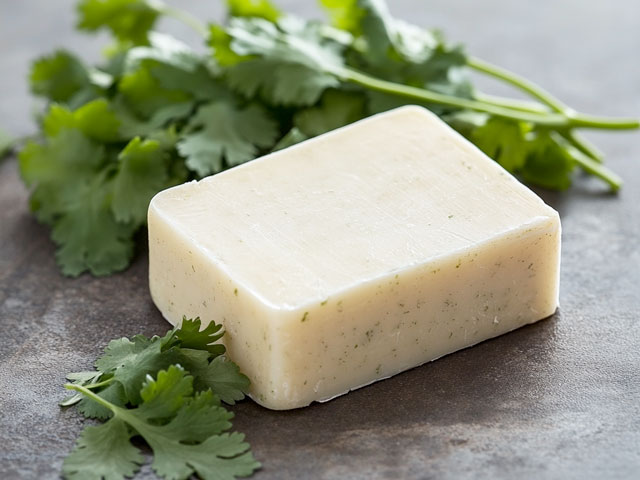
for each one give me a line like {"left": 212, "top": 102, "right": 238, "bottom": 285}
{"left": 148, "top": 106, "right": 560, "bottom": 410}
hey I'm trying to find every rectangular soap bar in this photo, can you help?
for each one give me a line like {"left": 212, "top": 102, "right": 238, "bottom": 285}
{"left": 148, "top": 106, "right": 560, "bottom": 410}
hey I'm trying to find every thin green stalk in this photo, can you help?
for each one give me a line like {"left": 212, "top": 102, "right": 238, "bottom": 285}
{"left": 571, "top": 147, "right": 622, "bottom": 191}
{"left": 475, "top": 93, "right": 549, "bottom": 113}
{"left": 467, "top": 57, "right": 636, "bottom": 160}
{"left": 342, "top": 67, "right": 639, "bottom": 130}
{"left": 342, "top": 68, "right": 569, "bottom": 126}
{"left": 82, "top": 377, "right": 114, "bottom": 390}
{"left": 551, "top": 132, "right": 622, "bottom": 191}
{"left": 468, "top": 57, "right": 567, "bottom": 111}
{"left": 561, "top": 131, "right": 604, "bottom": 162}
{"left": 156, "top": 2, "right": 208, "bottom": 37}
{"left": 65, "top": 384, "right": 116, "bottom": 412}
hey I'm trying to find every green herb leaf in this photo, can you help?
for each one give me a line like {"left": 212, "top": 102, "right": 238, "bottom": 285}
{"left": 226, "top": 0, "right": 281, "bottom": 22}
{"left": 76, "top": 0, "right": 162, "bottom": 45}
{"left": 29, "top": 50, "right": 92, "bottom": 104}
{"left": 192, "top": 356, "right": 251, "bottom": 405}
{"left": 77, "top": 382, "right": 127, "bottom": 420}
{"left": 95, "top": 335, "right": 180, "bottom": 404}
{"left": 521, "top": 132, "right": 575, "bottom": 190}
{"left": 64, "top": 364, "right": 258, "bottom": 480}
{"left": 172, "top": 316, "right": 226, "bottom": 356}
{"left": 272, "top": 127, "right": 308, "bottom": 151}
{"left": 472, "top": 118, "right": 530, "bottom": 172}
{"left": 178, "top": 100, "right": 278, "bottom": 175}
{"left": 44, "top": 99, "right": 120, "bottom": 143}
{"left": 111, "top": 137, "right": 169, "bottom": 224}
{"left": 213, "top": 17, "right": 346, "bottom": 105}
{"left": 62, "top": 417, "right": 144, "bottom": 480}
{"left": 294, "top": 89, "right": 366, "bottom": 136}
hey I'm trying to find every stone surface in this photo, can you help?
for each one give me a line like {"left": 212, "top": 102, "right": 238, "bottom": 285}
{"left": 0, "top": 0, "right": 639, "bottom": 479}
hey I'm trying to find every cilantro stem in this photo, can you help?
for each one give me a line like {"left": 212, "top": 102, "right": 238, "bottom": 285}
{"left": 474, "top": 93, "right": 549, "bottom": 113}
{"left": 468, "top": 57, "right": 634, "bottom": 159}
{"left": 65, "top": 383, "right": 116, "bottom": 413}
{"left": 342, "top": 67, "right": 639, "bottom": 130}
{"left": 155, "top": 1, "right": 208, "bottom": 37}
{"left": 468, "top": 57, "right": 567, "bottom": 112}
{"left": 561, "top": 131, "right": 604, "bottom": 163}
{"left": 82, "top": 377, "right": 114, "bottom": 390}
{"left": 570, "top": 146, "right": 622, "bottom": 192}
{"left": 342, "top": 68, "right": 569, "bottom": 126}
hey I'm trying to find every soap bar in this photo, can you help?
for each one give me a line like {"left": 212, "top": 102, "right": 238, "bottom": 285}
{"left": 148, "top": 106, "right": 560, "bottom": 410}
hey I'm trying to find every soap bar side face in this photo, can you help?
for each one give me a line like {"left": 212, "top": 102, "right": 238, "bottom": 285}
{"left": 266, "top": 216, "right": 560, "bottom": 409}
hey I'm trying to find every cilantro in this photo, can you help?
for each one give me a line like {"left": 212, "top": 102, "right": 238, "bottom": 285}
{"left": 62, "top": 318, "right": 258, "bottom": 480}
{"left": 51, "top": 172, "right": 137, "bottom": 277}
{"left": 43, "top": 99, "right": 121, "bottom": 142}
{"left": 29, "top": 50, "right": 92, "bottom": 104}
{"left": 226, "top": 0, "right": 281, "bottom": 22}
{"left": 472, "top": 118, "right": 530, "bottom": 172}
{"left": 178, "top": 100, "right": 278, "bottom": 175}
{"left": 212, "top": 17, "right": 346, "bottom": 106}
{"left": 294, "top": 89, "right": 366, "bottom": 137}
{"left": 112, "top": 137, "right": 169, "bottom": 224}
{"left": 76, "top": 0, "right": 161, "bottom": 45}
{"left": 20, "top": 0, "right": 638, "bottom": 276}
{"left": 272, "top": 127, "right": 308, "bottom": 151}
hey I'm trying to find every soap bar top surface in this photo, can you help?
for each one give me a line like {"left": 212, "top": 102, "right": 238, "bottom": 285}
{"left": 151, "top": 106, "right": 556, "bottom": 309}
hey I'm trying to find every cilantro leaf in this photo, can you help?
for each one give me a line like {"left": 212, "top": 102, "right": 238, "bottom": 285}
{"left": 172, "top": 316, "right": 226, "bottom": 356}
{"left": 62, "top": 417, "right": 144, "bottom": 480}
{"left": 225, "top": 59, "right": 340, "bottom": 106}
{"left": 138, "top": 364, "right": 195, "bottom": 420}
{"left": 272, "top": 127, "right": 308, "bottom": 151}
{"left": 157, "top": 390, "right": 234, "bottom": 442}
{"left": 64, "top": 365, "right": 259, "bottom": 480}
{"left": 115, "top": 99, "right": 194, "bottom": 138}
{"left": 71, "top": 318, "right": 247, "bottom": 412}
{"left": 43, "top": 99, "right": 120, "bottom": 143}
{"left": 124, "top": 32, "right": 202, "bottom": 73}
{"left": 320, "top": 0, "right": 364, "bottom": 33}
{"left": 95, "top": 335, "right": 180, "bottom": 405}
{"left": 294, "top": 89, "right": 366, "bottom": 136}
{"left": 178, "top": 100, "right": 278, "bottom": 176}
{"left": 76, "top": 0, "right": 162, "bottom": 45}
{"left": 192, "top": 356, "right": 251, "bottom": 405}
{"left": 212, "top": 17, "right": 346, "bottom": 106}
{"left": 118, "top": 64, "right": 190, "bottom": 118}
{"left": 51, "top": 172, "right": 136, "bottom": 277}
{"left": 149, "top": 432, "right": 259, "bottom": 480}
{"left": 19, "top": 128, "right": 106, "bottom": 224}
{"left": 29, "top": 50, "right": 92, "bottom": 104}
{"left": 226, "top": 0, "right": 281, "bottom": 22}
{"left": 77, "top": 381, "right": 127, "bottom": 420}
{"left": 521, "top": 132, "right": 575, "bottom": 190}
{"left": 472, "top": 118, "right": 530, "bottom": 172}
{"left": 112, "top": 137, "right": 169, "bottom": 224}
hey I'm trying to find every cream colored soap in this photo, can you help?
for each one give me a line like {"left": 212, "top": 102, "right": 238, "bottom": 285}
{"left": 148, "top": 106, "right": 560, "bottom": 410}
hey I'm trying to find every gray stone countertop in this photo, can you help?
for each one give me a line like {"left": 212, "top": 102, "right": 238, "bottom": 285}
{"left": 0, "top": 1, "right": 639, "bottom": 479}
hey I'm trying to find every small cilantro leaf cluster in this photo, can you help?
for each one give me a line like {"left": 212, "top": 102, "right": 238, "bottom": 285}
{"left": 61, "top": 316, "right": 258, "bottom": 480}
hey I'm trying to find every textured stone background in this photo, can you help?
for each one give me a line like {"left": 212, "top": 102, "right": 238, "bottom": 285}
{"left": 1, "top": 1, "right": 639, "bottom": 479}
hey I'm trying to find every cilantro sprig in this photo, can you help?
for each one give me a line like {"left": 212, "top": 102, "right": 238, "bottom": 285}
{"left": 61, "top": 317, "right": 258, "bottom": 480}
{"left": 17, "top": 0, "right": 639, "bottom": 276}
